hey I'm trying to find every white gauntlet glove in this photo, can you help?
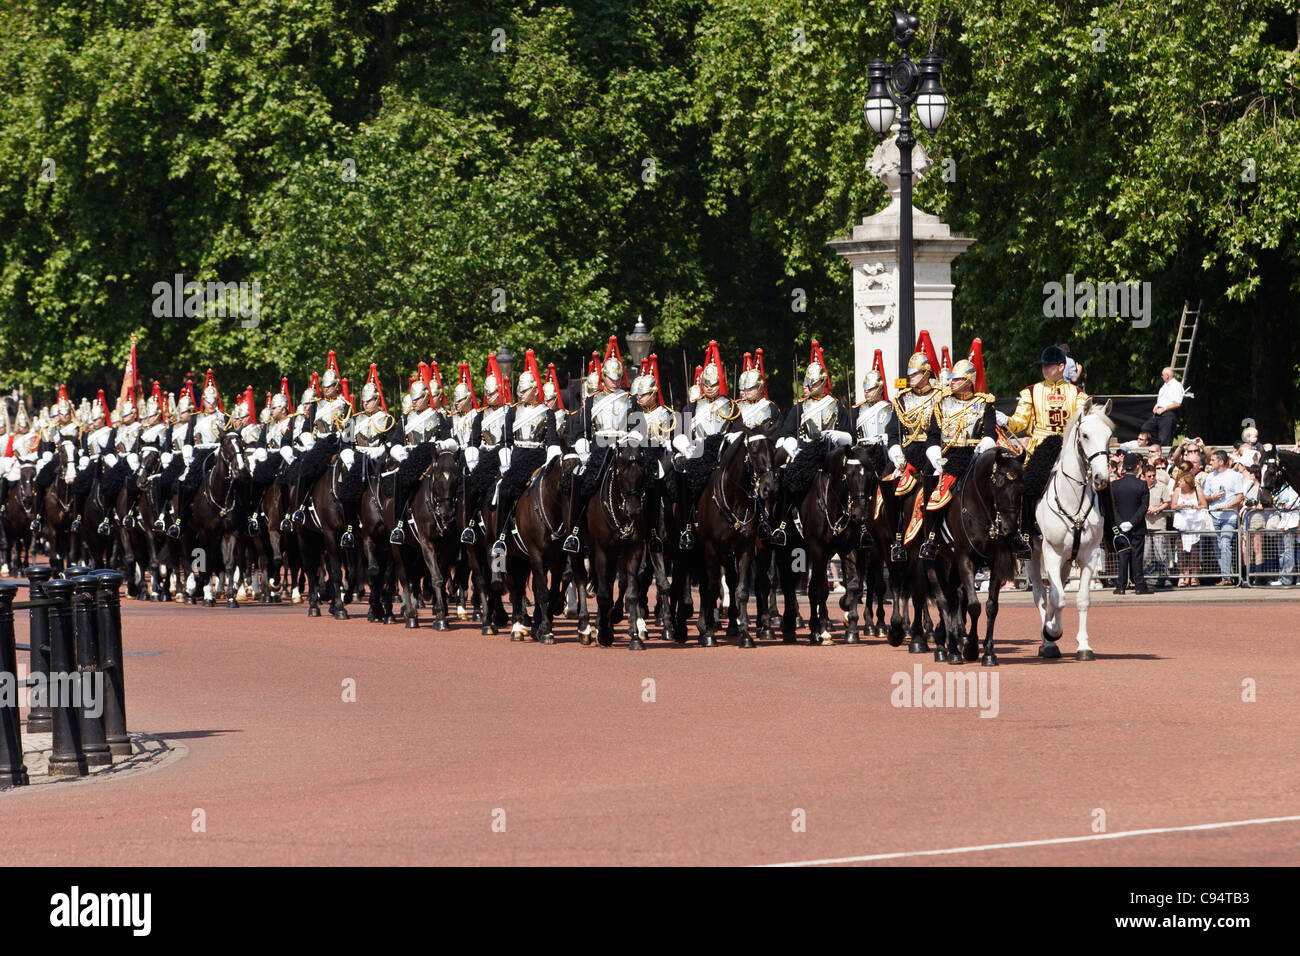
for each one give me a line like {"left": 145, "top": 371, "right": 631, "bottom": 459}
{"left": 464, "top": 447, "right": 480, "bottom": 470}
{"left": 976, "top": 436, "right": 996, "bottom": 454}
{"left": 671, "top": 434, "right": 691, "bottom": 457}
{"left": 778, "top": 435, "right": 799, "bottom": 458}
{"left": 575, "top": 437, "right": 592, "bottom": 465}
{"left": 1119, "top": 521, "right": 1132, "bottom": 532}
{"left": 438, "top": 438, "right": 459, "bottom": 453}
{"left": 823, "top": 430, "right": 852, "bottom": 448}
{"left": 390, "top": 445, "right": 409, "bottom": 463}
{"left": 926, "top": 445, "right": 945, "bottom": 474}
{"left": 280, "top": 446, "right": 295, "bottom": 464}
{"left": 340, "top": 448, "right": 355, "bottom": 469}
{"left": 182, "top": 445, "right": 195, "bottom": 465}
{"left": 104, "top": 453, "right": 119, "bottom": 468}
{"left": 887, "top": 444, "right": 906, "bottom": 469}
{"left": 126, "top": 453, "right": 140, "bottom": 471}
{"left": 546, "top": 445, "right": 561, "bottom": 464}
{"left": 498, "top": 447, "right": 512, "bottom": 472}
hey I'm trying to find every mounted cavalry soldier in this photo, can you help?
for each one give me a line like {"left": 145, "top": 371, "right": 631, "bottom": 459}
{"left": 461, "top": 354, "right": 512, "bottom": 545}
{"left": 1007, "top": 344, "right": 1092, "bottom": 556}
{"left": 388, "top": 365, "right": 444, "bottom": 546}
{"left": 31, "top": 384, "right": 79, "bottom": 533}
{"left": 169, "top": 370, "right": 229, "bottom": 538}
{"left": 490, "top": 349, "right": 561, "bottom": 559}
{"left": 315, "top": 351, "right": 351, "bottom": 438}
{"left": 630, "top": 354, "right": 675, "bottom": 553}
{"left": 449, "top": 362, "right": 480, "bottom": 451}
{"left": 770, "top": 341, "right": 853, "bottom": 547}
{"left": 670, "top": 341, "right": 739, "bottom": 550}
{"left": 543, "top": 363, "right": 568, "bottom": 442}
{"left": 852, "top": 349, "right": 894, "bottom": 473}
{"left": 736, "top": 350, "right": 780, "bottom": 435}
{"left": 72, "top": 390, "right": 111, "bottom": 534}
{"left": 564, "top": 337, "right": 634, "bottom": 554}
{"left": 885, "top": 333, "right": 945, "bottom": 561}
{"left": 917, "top": 343, "right": 999, "bottom": 558}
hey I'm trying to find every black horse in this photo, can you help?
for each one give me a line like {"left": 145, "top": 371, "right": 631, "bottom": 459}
{"left": 570, "top": 442, "right": 650, "bottom": 648}
{"left": 407, "top": 448, "right": 466, "bottom": 632}
{"left": 187, "top": 430, "right": 248, "bottom": 607}
{"left": 690, "top": 429, "right": 778, "bottom": 647}
{"left": 924, "top": 448, "right": 1025, "bottom": 666}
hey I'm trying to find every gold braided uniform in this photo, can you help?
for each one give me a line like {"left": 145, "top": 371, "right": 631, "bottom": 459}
{"left": 1007, "top": 379, "right": 1090, "bottom": 457}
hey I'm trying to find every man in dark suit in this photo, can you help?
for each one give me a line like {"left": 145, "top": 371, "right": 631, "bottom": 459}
{"left": 1112, "top": 452, "right": 1151, "bottom": 594}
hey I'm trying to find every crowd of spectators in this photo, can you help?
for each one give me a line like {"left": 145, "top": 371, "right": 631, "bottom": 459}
{"left": 1107, "top": 425, "right": 1298, "bottom": 588}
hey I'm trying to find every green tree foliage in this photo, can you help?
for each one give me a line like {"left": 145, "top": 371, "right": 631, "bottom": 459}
{"left": 2, "top": 1, "right": 1298, "bottom": 437}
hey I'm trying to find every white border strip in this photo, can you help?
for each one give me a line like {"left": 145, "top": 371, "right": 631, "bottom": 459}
{"left": 759, "top": 813, "right": 1300, "bottom": 867}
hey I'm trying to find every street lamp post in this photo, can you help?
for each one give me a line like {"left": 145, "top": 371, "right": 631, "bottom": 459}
{"left": 863, "top": 9, "right": 949, "bottom": 379}
{"left": 496, "top": 345, "right": 515, "bottom": 391}
{"left": 626, "top": 315, "right": 654, "bottom": 368}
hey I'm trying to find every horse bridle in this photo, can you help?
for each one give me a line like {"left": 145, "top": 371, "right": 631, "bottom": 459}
{"left": 959, "top": 451, "right": 1019, "bottom": 562}
{"left": 818, "top": 464, "right": 854, "bottom": 537}
{"left": 713, "top": 434, "right": 770, "bottom": 533}
{"left": 1047, "top": 423, "right": 1107, "bottom": 561}
{"left": 424, "top": 454, "right": 460, "bottom": 538}
{"left": 601, "top": 449, "right": 641, "bottom": 540}
{"left": 203, "top": 438, "right": 241, "bottom": 517}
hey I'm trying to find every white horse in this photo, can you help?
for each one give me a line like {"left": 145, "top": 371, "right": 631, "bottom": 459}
{"left": 1026, "top": 401, "right": 1114, "bottom": 661}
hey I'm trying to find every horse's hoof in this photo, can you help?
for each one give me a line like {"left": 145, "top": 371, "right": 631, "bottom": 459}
{"left": 818, "top": 632, "right": 835, "bottom": 646}
{"left": 308, "top": 607, "right": 322, "bottom": 617}
{"left": 782, "top": 633, "right": 797, "bottom": 645}
{"left": 888, "top": 627, "right": 905, "bottom": 648}
{"left": 540, "top": 633, "right": 556, "bottom": 645}
{"left": 908, "top": 638, "right": 928, "bottom": 654}
{"left": 739, "top": 635, "right": 755, "bottom": 649}
{"left": 432, "top": 619, "right": 448, "bottom": 631}
{"left": 333, "top": 609, "right": 349, "bottom": 621}
{"left": 597, "top": 633, "right": 614, "bottom": 648}
{"left": 981, "top": 654, "right": 999, "bottom": 667}
{"left": 578, "top": 627, "right": 593, "bottom": 646}
{"left": 845, "top": 631, "right": 859, "bottom": 644}
{"left": 481, "top": 625, "right": 492, "bottom": 636}
{"left": 367, "top": 610, "right": 379, "bottom": 623}
{"left": 404, "top": 617, "right": 418, "bottom": 629}
{"left": 1075, "top": 649, "right": 1095, "bottom": 661}
{"left": 963, "top": 643, "right": 980, "bottom": 662}
{"left": 202, "top": 599, "right": 216, "bottom": 608}
{"left": 757, "top": 627, "right": 772, "bottom": 641}
{"left": 628, "top": 637, "right": 645, "bottom": 651}
{"left": 933, "top": 648, "right": 946, "bottom": 662}
{"left": 700, "top": 634, "right": 717, "bottom": 648}
{"left": 1038, "top": 644, "right": 1061, "bottom": 659}
{"left": 226, "top": 598, "right": 238, "bottom": 609}
{"left": 510, "top": 632, "right": 526, "bottom": 642}
{"left": 947, "top": 652, "right": 964, "bottom": 665}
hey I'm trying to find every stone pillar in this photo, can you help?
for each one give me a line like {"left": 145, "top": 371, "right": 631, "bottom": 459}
{"left": 828, "top": 122, "right": 973, "bottom": 400}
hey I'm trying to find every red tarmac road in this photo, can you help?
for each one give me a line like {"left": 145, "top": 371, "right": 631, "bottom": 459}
{"left": 2, "top": 596, "right": 1297, "bottom": 866}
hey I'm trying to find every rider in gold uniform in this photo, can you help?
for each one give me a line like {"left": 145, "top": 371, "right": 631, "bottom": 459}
{"left": 1008, "top": 345, "right": 1093, "bottom": 554}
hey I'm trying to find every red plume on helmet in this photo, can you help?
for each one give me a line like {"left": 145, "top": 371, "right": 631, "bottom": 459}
{"left": 648, "top": 353, "right": 664, "bottom": 406}
{"left": 968, "top": 338, "right": 987, "bottom": 394}
{"left": 914, "top": 331, "right": 941, "bottom": 378}
{"left": 588, "top": 351, "right": 600, "bottom": 378}
{"left": 872, "top": 349, "right": 889, "bottom": 402}
{"left": 417, "top": 361, "right": 432, "bottom": 393}
{"left": 523, "top": 348, "right": 544, "bottom": 397}
{"left": 95, "top": 389, "right": 106, "bottom": 419}
{"left": 693, "top": 365, "right": 703, "bottom": 388}
{"left": 485, "top": 353, "right": 512, "bottom": 404}
{"left": 941, "top": 345, "right": 953, "bottom": 371}
{"left": 755, "top": 347, "right": 769, "bottom": 399}
{"left": 430, "top": 361, "right": 444, "bottom": 397}
{"left": 280, "top": 376, "right": 294, "bottom": 414}
{"left": 203, "top": 368, "right": 224, "bottom": 412}
{"left": 181, "top": 376, "right": 198, "bottom": 412}
{"left": 544, "top": 363, "right": 565, "bottom": 410}
{"left": 309, "top": 371, "right": 321, "bottom": 397}
{"left": 241, "top": 386, "right": 254, "bottom": 419}
{"left": 603, "top": 335, "right": 630, "bottom": 389}
{"left": 365, "top": 363, "right": 388, "bottom": 414}
{"left": 809, "top": 339, "right": 830, "bottom": 388}
{"left": 341, "top": 377, "right": 353, "bottom": 409}
{"left": 705, "top": 340, "right": 728, "bottom": 395}
{"left": 458, "top": 361, "right": 479, "bottom": 410}
{"left": 151, "top": 380, "right": 164, "bottom": 411}
{"left": 264, "top": 391, "right": 272, "bottom": 416}
{"left": 326, "top": 350, "right": 341, "bottom": 381}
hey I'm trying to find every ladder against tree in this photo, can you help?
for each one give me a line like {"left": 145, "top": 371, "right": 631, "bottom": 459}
{"left": 1170, "top": 299, "right": 1202, "bottom": 392}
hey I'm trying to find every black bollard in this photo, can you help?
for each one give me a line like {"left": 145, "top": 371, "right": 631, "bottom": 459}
{"left": 62, "top": 565, "right": 92, "bottom": 579}
{"left": 91, "top": 571, "right": 129, "bottom": 756}
{"left": 23, "top": 565, "right": 54, "bottom": 733}
{"left": 0, "top": 583, "right": 29, "bottom": 788}
{"left": 43, "top": 579, "right": 86, "bottom": 777}
{"left": 71, "top": 577, "right": 111, "bottom": 768}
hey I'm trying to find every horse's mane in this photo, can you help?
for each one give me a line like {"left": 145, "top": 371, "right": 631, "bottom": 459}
{"left": 719, "top": 431, "right": 748, "bottom": 469}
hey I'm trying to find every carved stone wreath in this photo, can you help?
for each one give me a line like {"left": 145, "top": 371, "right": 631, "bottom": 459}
{"left": 856, "top": 262, "right": 896, "bottom": 331}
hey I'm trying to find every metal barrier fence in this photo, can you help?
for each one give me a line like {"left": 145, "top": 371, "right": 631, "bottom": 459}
{"left": 1013, "top": 526, "right": 1244, "bottom": 588}
{"left": 1, "top": 565, "right": 129, "bottom": 789}
{"left": 1241, "top": 508, "right": 1300, "bottom": 587}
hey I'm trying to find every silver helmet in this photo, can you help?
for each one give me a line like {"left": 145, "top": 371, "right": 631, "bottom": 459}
{"left": 483, "top": 374, "right": 499, "bottom": 398}
{"left": 202, "top": 384, "right": 220, "bottom": 408}
{"left": 409, "top": 380, "right": 429, "bottom": 403}
{"left": 582, "top": 371, "right": 599, "bottom": 398}
{"left": 542, "top": 381, "right": 558, "bottom": 403}
{"left": 360, "top": 382, "right": 380, "bottom": 405}
{"left": 401, "top": 392, "right": 413, "bottom": 416}
{"left": 631, "top": 374, "right": 656, "bottom": 398}
{"left": 516, "top": 371, "right": 538, "bottom": 396}
{"left": 321, "top": 367, "right": 340, "bottom": 388}
{"left": 862, "top": 370, "right": 885, "bottom": 400}
{"left": 602, "top": 357, "right": 623, "bottom": 384}
{"left": 299, "top": 387, "right": 318, "bottom": 406}
{"left": 700, "top": 364, "right": 720, "bottom": 389}
{"left": 804, "top": 361, "right": 827, "bottom": 387}
{"left": 453, "top": 382, "right": 472, "bottom": 405}
{"left": 950, "top": 359, "right": 976, "bottom": 390}
{"left": 270, "top": 393, "right": 289, "bottom": 412}
{"left": 738, "top": 367, "right": 762, "bottom": 392}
